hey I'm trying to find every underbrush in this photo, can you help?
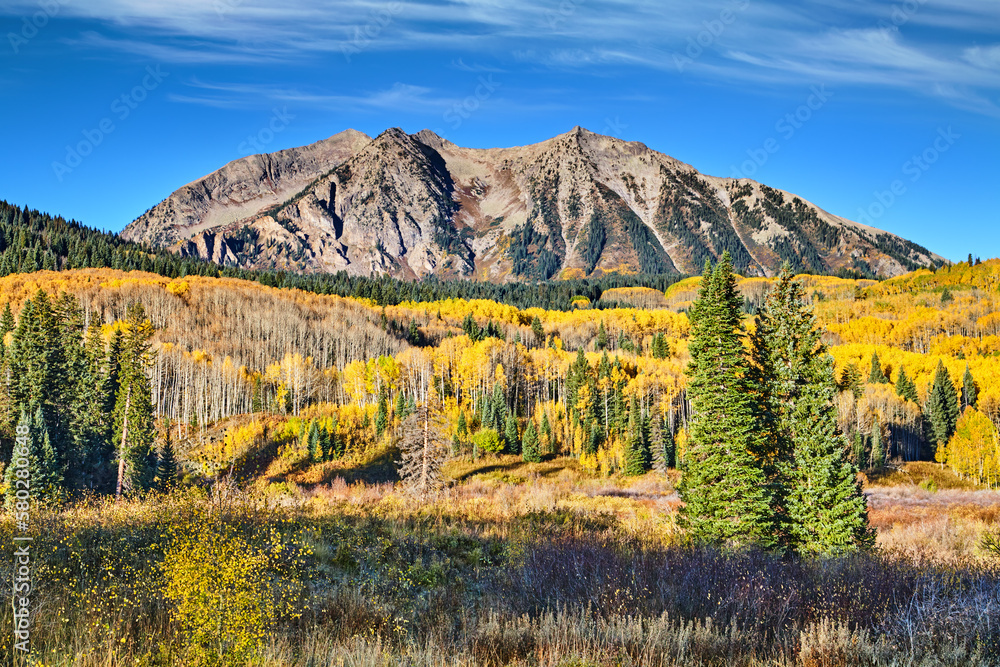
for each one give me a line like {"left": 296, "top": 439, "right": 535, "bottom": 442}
{"left": 2, "top": 478, "right": 999, "bottom": 666}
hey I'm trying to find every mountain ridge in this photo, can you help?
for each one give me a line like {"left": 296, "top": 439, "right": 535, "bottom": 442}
{"left": 122, "top": 127, "right": 944, "bottom": 280}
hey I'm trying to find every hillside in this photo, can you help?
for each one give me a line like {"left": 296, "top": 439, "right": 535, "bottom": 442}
{"left": 122, "top": 127, "right": 943, "bottom": 280}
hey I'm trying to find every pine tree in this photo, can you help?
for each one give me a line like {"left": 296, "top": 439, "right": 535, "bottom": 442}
{"left": 837, "top": 363, "right": 863, "bottom": 399}
{"left": 327, "top": 416, "right": 343, "bottom": 460}
{"left": 678, "top": 254, "right": 775, "bottom": 547}
{"left": 596, "top": 321, "right": 607, "bottom": 350}
{"left": 868, "top": 352, "right": 888, "bottom": 384}
{"left": 926, "top": 360, "right": 960, "bottom": 452}
{"left": 156, "top": 419, "right": 178, "bottom": 490}
{"left": 531, "top": 315, "right": 545, "bottom": 346}
{"left": 751, "top": 265, "right": 872, "bottom": 554}
{"left": 624, "top": 401, "right": 650, "bottom": 476}
{"left": 31, "top": 406, "right": 63, "bottom": 504}
{"left": 870, "top": 416, "right": 884, "bottom": 470}
{"left": 375, "top": 386, "right": 389, "bottom": 439}
{"left": 541, "top": 411, "right": 553, "bottom": 454}
{"left": 504, "top": 414, "right": 520, "bottom": 455}
{"left": 522, "top": 420, "right": 541, "bottom": 463}
{"left": 650, "top": 414, "right": 669, "bottom": 473}
{"left": 112, "top": 303, "right": 157, "bottom": 497}
{"left": 307, "top": 420, "right": 320, "bottom": 461}
{"left": 394, "top": 390, "right": 406, "bottom": 421}
{"left": 961, "top": 365, "right": 979, "bottom": 410}
{"left": 456, "top": 411, "right": 468, "bottom": 441}
{"left": 895, "top": 368, "right": 919, "bottom": 404}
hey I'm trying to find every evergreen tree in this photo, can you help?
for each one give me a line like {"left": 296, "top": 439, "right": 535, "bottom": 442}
{"left": 852, "top": 431, "right": 866, "bottom": 468}
{"left": 895, "top": 368, "right": 919, "bottom": 404}
{"left": 651, "top": 333, "right": 670, "bottom": 359}
{"left": 156, "top": 419, "right": 178, "bottom": 490}
{"left": 751, "top": 265, "right": 872, "bottom": 554}
{"left": 650, "top": 414, "right": 670, "bottom": 473}
{"left": 456, "top": 411, "right": 468, "bottom": 441}
{"left": 307, "top": 420, "right": 320, "bottom": 461}
{"left": 624, "top": 401, "right": 650, "bottom": 476}
{"left": 926, "top": 361, "right": 960, "bottom": 452}
{"left": 521, "top": 420, "right": 540, "bottom": 463}
{"left": 375, "top": 386, "right": 389, "bottom": 439}
{"left": 868, "top": 352, "right": 888, "bottom": 384}
{"left": 504, "top": 414, "right": 520, "bottom": 455}
{"left": 837, "top": 363, "right": 863, "bottom": 399}
{"left": 31, "top": 406, "right": 63, "bottom": 504}
{"left": 596, "top": 321, "right": 607, "bottom": 350}
{"left": 326, "top": 416, "right": 343, "bottom": 460}
{"left": 531, "top": 315, "right": 545, "bottom": 346}
{"left": 112, "top": 303, "right": 157, "bottom": 497}
{"left": 678, "top": 254, "right": 776, "bottom": 547}
{"left": 541, "top": 411, "right": 553, "bottom": 454}
{"left": 394, "top": 390, "right": 406, "bottom": 421}
{"left": 961, "top": 365, "right": 979, "bottom": 410}
{"left": 870, "top": 416, "right": 884, "bottom": 469}
{"left": 587, "top": 421, "right": 602, "bottom": 456}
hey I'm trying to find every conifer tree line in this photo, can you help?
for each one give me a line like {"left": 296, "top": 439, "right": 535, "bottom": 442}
{"left": 0, "top": 200, "right": 686, "bottom": 312}
{"left": 835, "top": 348, "right": 978, "bottom": 468}
{"left": 679, "top": 254, "right": 873, "bottom": 554}
{"left": 0, "top": 290, "right": 172, "bottom": 504}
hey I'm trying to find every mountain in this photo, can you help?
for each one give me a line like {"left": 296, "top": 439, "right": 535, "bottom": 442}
{"left": 122, "top": 127, "right": 943, "bottom": 279}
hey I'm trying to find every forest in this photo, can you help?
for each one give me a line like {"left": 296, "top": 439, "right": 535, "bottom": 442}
{"left": 2, "top": 215, "right": 1000, "bottom": 664}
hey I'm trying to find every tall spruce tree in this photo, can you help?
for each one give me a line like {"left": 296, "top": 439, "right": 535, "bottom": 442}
{"left": 678, "top": 254, "right": 775, "bottom": 547}
{"left": 961, "top": 365, "right": 979, "bottom": 410}
{"left": 868, "top": 352, "right": 888, "bottom": 384}
{"left": 307, "top": 419, "right": 320, "bottom": 461}
{"left": 926, "top": 361, "right": 960, "bottom": 453}
{"left": 375, "top": 386, "right": 389, "bottom": 439}
{"left": 156, "top": 419, "right": 178, "bottom": 491}
{"left": 751, "top": 265, "right": 872, "bottom": 554}
{"left": 624, "top": 399, "right": 650, "bottom": 476}
{"left": 504, "top": 414, "right": 520, "bottom": 455}
{"left": 895, "top": 368, "right": 919, "bottom": 404}
{"left": 521, "top": 419, "right": 540, "bottom": 463}
{"left": 112, "top": 303, "right": 157, "bottom": 497}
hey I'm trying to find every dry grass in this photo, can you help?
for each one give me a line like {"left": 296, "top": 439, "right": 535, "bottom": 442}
{"left": 4, "top": 466, "right": 1000, "bottom": 666}
{"left": 867, "top": 461, "right": 980, "bottom": 490}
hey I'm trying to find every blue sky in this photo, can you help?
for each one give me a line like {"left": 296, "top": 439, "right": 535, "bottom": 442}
{"left": 1, "top": 0, "right": 998, "bottom": 262}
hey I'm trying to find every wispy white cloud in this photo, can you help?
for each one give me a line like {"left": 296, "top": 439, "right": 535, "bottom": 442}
{"left": 5, "top": 0, "right": 999, "bottom": 115}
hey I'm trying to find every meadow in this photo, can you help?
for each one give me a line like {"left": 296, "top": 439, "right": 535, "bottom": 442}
{"left": 2, "top": 260, "right": 1000, "bottom": 665}
{"left": 3, "top": 454, "right": 1000, "bottom": 666}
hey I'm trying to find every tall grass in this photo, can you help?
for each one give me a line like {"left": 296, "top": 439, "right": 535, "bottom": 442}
{"left": 2, "top": 477, "right": 999, "bottom": 666}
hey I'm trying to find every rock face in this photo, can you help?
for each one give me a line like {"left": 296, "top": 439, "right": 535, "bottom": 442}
{"left": 122, "top": 126, "right": 943, "bottom": 279}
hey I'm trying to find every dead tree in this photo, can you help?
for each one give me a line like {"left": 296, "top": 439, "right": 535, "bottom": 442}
{"left": 397, "top": 402, "right": 450, "bottom": 494}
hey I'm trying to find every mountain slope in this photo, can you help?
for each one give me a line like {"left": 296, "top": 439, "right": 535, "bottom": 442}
{"left": 122, "top": 127, "right": 943, "bottom": 279}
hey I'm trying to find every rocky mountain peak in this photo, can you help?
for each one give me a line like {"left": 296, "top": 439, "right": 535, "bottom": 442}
{"left": 122, "top": 128, "right": 943, "bottom": 281}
